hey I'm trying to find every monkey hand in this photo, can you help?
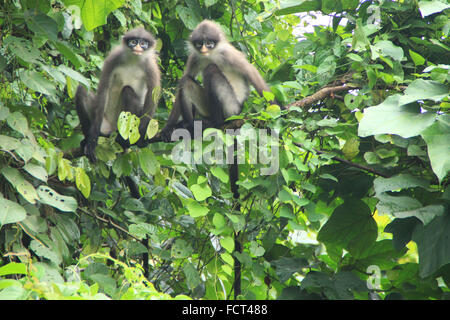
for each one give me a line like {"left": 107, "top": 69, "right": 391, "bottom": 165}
{"left": 84, "top": 138, "right": 98, "bottom": 162}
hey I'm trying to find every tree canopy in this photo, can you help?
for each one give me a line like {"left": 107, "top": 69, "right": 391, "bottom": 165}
{"left": 0, "top": 0, "right": 449, "bottom": 300}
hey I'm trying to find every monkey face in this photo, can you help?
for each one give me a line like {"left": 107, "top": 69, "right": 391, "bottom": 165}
{"left": 127, "top": 38, "right": 151, "bottom": 55}
{"left": 192, "top": 40, "right": 217, "bottom": 56}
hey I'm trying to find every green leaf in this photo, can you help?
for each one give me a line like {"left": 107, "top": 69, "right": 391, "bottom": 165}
{"left": 220, "top": 236, "right": 234, "bottom": 253}
{"left": 249, "top": 241, "right": 265, "bottom": 257}
{"left": 342, "top": 137, "right": 360, "bottom": 160}
{"left": 138, "top": 148, "right": 158, "bottom": 176}
{"left": 146, "top": 119, "right": 159, "bottom": 140}
{"left": 64, "top": 0, "right": 126, "bottom": 31}
{"left": 6, "top": 112, "right": 29, "bottom": 134}
{"left": 352, "top": 19, "right": 370, "bottom": 51}
{"left": 0, "top": 263, "right": 27, "bottom": 277}
{"left": 210, "top": 166, "right": 229, "bottom": 183}
{"left": 172, "top": 239, "right": 193, "bottom": 258}
{"left": 4, "top": 36, "right": 42, "bottom": 65}
{"left": 19, "top": 70, "right": 57, "bottom": 97}
{"left": 317, "top": 199, "right": 377, "bottom": 258}
{"left": 391, "top": 204, "right": 446, "bottom": 226}
{"left": 75, "top": 167, "right": 91, "bottom": 198}
{"left": 385, "top": 217, "right": 419, "bottom": 251}
{"left": 412, "top": 213, "right": 450, "bottom": 277}
{"left": 409, "top": 49, "right": 425, "bottom": 66}
{"left": 190, "top": 182, "right": 212, "bottom": 201}
{"left": 0, "top": 135, "right": 21, "bottom": 151}
{"left": 421, "top": 116, "right": 450, "bottom": 182}
{"left": 183, "top": 262, "right": 201, "bottom": 290}
{"left": 373, "top": 174, "right": 429, "bottom": 195}
{"left": 175, "top": 5, "right": 202, "bottom": 30}
{"left": 24, "top": 11, "right": 58, "bottom": 41}
{"left": 186, "top": 200, "right": 209, "bottom": 218}
{"left": 212, "top": 213, "right": 227, "bottom": 230}
{"left": 53, "top": 41, "right": 83, "bottom": 69}
{"left": 276, "top": 0, "right": 321, "bottom": 16}
{"left": 271, "top": 257, "right": 309, "bottom": 282}
{"left": 129, "top": 223, "right": 156, "bottom": 240}
{"left": 117, "top": 111, "right": 140, "bottom": 144}
{"left": 29, "top": 240, "right": 61, "bottom": 265}
{"left": 0, "top": 197, "right": 27, "bottom": 226}
{"left": 37, "top": 185, "right": 78, "bottom": 212}
{"left": 2, "top": 167, "right": 39, "bottom": 204}
{"left": 402, "top": 79, "right": 449, "bottom": 105}
{"left": 358, "top": 99, "right": 436, "bottom": 138}
{"left": 371, "top": 40, "right": 404, "bottom": 61}
{"left": 205, "top": 0, "right": 219, "bottom": 6}
{"left": 418, "top": 0, "right": 450, "bottom": 17}
{"left": 58, "top": 65, "right": 89, "bottom": 87}
{"left": 24, "top": 163, "right": 48, "bottom": 182}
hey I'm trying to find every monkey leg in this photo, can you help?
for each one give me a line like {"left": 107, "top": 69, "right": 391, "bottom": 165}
{"left": 203, "top": 64, "right": 241, "bottom": 128}
{"left": 121, "top": 86, "right": 143, "bottom": 116}
{"left": 178, "top": 76, "right": 208, "bottom": 135}
{"left": 75, "top": 85, "right": 96, "bottom": 148}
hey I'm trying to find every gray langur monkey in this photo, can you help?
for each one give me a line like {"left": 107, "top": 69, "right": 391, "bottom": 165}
{"left": 160, "top": 20, "right": 278, "bottom": 140}
{"left": 75, "top": 27, "right": 161, "bottom": 162}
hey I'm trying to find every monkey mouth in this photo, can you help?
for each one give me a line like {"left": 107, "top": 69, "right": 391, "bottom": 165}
{"left": 133, "top": 50, "right": 143, "bottom": 55}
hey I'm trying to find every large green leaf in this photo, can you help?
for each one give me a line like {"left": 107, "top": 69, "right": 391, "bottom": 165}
{"left": 421, "top": 116, "right": 450, "bottom": 182}
{"left": 3, "top": 36, "right": 42, "bottom": 65}
{"left": 358, "top": 100, "right": 436, "bottom": 138}
{"left": 318, "top": 199, "right": 377, "bottom": 258}
{"left": 371, "top": 40, "right": 404, "bottom": 61}
{"left": 2, "top": 167, "right": 39, "bottom": 204}
{"left": 374, "top": 174, "right": 429, "bottom": 195}
{"left": 24, "top": 11, "right": 58, "bottom": 41}
{"left": 275, "top": 0, "right": 321, "bottom": 16}
{"left": 63, "top": 0, "right": 126, "bottom": 31}
{"left": 412, "top": 213, "right": 450, "bottom": 278}
{"left": 418, "top": 0, "right": 450, "bottom": 17}
{"left": 0, "top": 197, "right": 27, "bottom": 226}
{"left": 37, "top": 186, "right": 78, "bottom": 212}
{"left": 175, "top": 5, "right": 202, "bottom": 30}
{"left": 19, "top": 70, "right": 57, "bottom": 97}
{"left": 271, "top": 257, "right": 309, "bottom": 282}
{"left": 359, "top": 80, "right": 448, "bottom": 138}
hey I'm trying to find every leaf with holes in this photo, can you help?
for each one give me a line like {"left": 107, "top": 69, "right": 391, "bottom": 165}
{"left": 37, "top": 186, "right": 78, "bottom": 212}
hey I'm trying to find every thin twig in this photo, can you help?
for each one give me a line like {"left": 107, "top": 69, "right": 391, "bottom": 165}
{"left": 293, "top": 142, "right": 390, "bottom": 178}
{"left": 286, "top": 84, "right": 360, "bottom": 110}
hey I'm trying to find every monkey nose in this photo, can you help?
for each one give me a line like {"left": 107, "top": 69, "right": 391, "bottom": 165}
{"left": 133, "top": 45, "right": 144, "bottom": 55}
{"left": 200, "top": 45, "right": 209, "bottom": 55}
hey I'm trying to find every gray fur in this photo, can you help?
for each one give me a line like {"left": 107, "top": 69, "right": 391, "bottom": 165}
{"left": 75, "top": 27, "right": 161, "bottom": 161}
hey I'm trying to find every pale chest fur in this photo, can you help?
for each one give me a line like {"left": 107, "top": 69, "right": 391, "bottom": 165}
{"left": 101, "top": 61, "right": 148, "bottom": 134}
{"left": 196, "top": 47, "right": 250, "bottom": 106}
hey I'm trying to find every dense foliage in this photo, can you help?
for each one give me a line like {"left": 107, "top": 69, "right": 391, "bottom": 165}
{"left": 0, "top": 0, "right": 449, "bottom": 300}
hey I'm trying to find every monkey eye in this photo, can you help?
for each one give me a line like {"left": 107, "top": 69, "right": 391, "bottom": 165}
{"left": 194, "top": 41, "right": 203, "bottom": 50}
{"left": 128, "top": 39, "right": 138, "bottom": 47}
{"left": 193, "top": 40, "right": 216, "bottom": 50}
{"left": 205, "top": 41, "right": 216, "bottom": 49}
{"left": 139, "top": 40, "right": 149, "bottom": 49}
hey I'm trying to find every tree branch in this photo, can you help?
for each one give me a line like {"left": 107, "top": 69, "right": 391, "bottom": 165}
{"left": 293, "top": 142, "right": 390, "bottom": 178}
{"left": 286, "top": 84, "right": 360, "bottom": 110}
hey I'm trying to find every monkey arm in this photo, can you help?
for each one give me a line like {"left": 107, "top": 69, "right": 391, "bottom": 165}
{"left": 84, "top": 49, "right": 122, "bottom": 161}
{"left": 225, "top": 46, "right": 276, "bottom": 102}
{"left": 142, "top": 58, "right": 161, "bottom": 118}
